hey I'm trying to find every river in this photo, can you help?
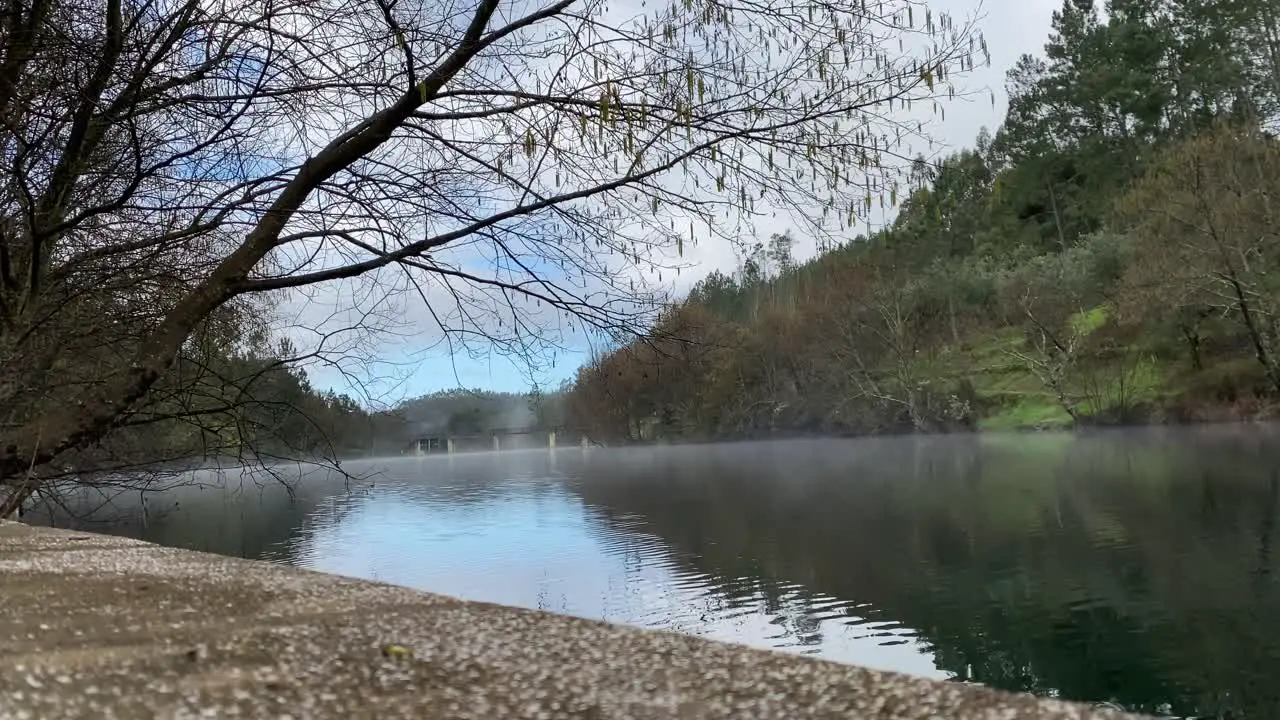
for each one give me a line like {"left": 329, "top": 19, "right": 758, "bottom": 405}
{"left": 26, "top": 427, "right": 1280, "bottom": 718}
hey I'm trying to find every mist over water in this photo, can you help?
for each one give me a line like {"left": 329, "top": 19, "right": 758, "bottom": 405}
{"left": 29, "top": 427, "right": 1280, "bottom": 719}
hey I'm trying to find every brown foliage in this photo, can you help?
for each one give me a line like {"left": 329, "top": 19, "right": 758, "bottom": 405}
{"left": 568, "top": 247, "right": 986, "bottom": 441}
{"left": 1116, "top": 122, "right": 1280, "bottom": 389}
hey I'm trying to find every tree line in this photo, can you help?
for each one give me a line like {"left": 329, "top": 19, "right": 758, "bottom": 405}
{"left": 567, "top": 0, "right": 1280, "bottom": 443}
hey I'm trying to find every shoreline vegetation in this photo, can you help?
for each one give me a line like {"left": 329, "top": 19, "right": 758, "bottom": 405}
{"left": 563, "top": 2, "right": 1280, "bottom": 445}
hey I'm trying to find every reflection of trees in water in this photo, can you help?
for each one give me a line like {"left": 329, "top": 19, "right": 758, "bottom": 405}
{"left": 575, "top": 495, "right": 839, "bottom": 652}
{"left": 25, "top": 453, "right": 573, "bottom": 564}
{"left": 568, "top": 431, "right": 1280, "bottom": 719}
{"left": 23, "top": 464, "right": 369, "bottom": 563}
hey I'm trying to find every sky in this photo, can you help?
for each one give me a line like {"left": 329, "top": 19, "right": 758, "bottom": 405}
{"left": 298, "top": 0, "right": 1063, "bottom": 404}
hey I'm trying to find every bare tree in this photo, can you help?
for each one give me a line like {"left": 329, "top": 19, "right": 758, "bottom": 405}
{"left": 1005, "top": 289, "right": 1084, "bottom": 426}
{"left": 1119, "top": 122, "right": 1280, "bottom": 393}
{"left": 0, "top": 0, "right": 984, "bottom": 514}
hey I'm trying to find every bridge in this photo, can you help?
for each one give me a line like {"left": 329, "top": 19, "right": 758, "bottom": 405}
{"left": 407, "top": 426, "right": 589, "bottom": 455}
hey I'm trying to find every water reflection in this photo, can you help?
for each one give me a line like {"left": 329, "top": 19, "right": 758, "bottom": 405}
{"left": 28, "top": 428, "right": 1280, "bottom": 719}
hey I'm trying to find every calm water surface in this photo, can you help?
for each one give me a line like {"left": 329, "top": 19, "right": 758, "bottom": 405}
{"left": 33, "top": 428, "right": 1280, "bottom": 719}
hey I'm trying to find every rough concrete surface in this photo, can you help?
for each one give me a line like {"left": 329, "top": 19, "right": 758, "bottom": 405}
{"left": 0, "top": 522, "right": 1143, "bottom": 719}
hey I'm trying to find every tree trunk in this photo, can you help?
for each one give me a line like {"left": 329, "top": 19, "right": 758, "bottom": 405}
{"left": 1046, "top": 176, "right": 1068, "bottom": 251}
{"left": 1180, "top": 323, "right": 1204, "bottom": 371}
{"left": 1226, "top": 272, "right": 1280, "bottom": 393}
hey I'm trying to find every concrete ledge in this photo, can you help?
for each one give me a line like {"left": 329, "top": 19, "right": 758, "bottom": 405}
{"left": 0, "top": 521, "right": 1140, "bottom": 719}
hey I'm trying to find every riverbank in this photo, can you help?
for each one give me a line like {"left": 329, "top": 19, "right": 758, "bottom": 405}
{"left": 0, "top": 520, "right": 1138, "bottom": 719}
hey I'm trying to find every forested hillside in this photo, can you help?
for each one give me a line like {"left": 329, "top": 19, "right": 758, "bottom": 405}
{"left": 568, "top": 0, "right": 1280, "bottom": 442}
{"left": 44, "top": 299, "right": 389, "bottom": 472}
{"left": 5, "top": 270, "right": 570, "bottom": 472}
{"left": 389, "top": 388, "right": 570, "bottom": 443}
{"left": 36, "top": 325, "right": 570, "bottom": 470}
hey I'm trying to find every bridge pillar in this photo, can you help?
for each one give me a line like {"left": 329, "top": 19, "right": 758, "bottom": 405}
{"left": 414, "top": 440, "right": 423, "bottom": 457}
